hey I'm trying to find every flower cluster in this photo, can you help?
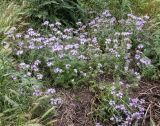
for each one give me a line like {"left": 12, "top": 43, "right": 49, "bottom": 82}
{"left": 33, "top": 86, "right": 62, "bottom": 106}
{"left": 97, "top": 82, "right": 145, "bottom": 126}
{"left": 5, "top": 10, "right": 152, "bottom": 86}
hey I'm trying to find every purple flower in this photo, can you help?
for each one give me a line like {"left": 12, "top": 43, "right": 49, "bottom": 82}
{"left": 37, "top": 74, "right": 43, "bottom": 79}
{"left": 50, "top": 97, "right": 62, "bottom": 105}
{"left": 65, "top": 64, "right": 71, "bottom": 69}
{"left": 78, "top": 55, "right": 86, "bottom": 60}
{"left": 109, "top": 100, "right": 115, "bottom": 106}
{"left": 27, "top": 72, "right": 32, "bottom": 76}
{"left": 140, "top": 57, "right": 151, "bottom": 65}
{"left": 42, "top": 21, "right": 49, "bottom": 26}
{"left": 54, "top": 68, "right": 63, "bottom": 73}
{"left": 46, "top": 88, "right": 56, "bottom": 95}
{"left": 16, "top": 50, "right": 23, "bottom": 56}
{"left": 49, "top": 24, "right": 54, "bottom": 27}
{"left": 138, "top": 44, "right": 144, "bottom": 49}
{"left": 135, "top": 54, "right": 141, "bottom": 59}
{"left": 116, "top": 92, "right": 123, "bottom": 98}
{"left": 34, "top": 60, "right": 41, "bottom": 65}
{"left": 33, "top": 89, "right": 42, "bottom": 96}
{"left": 11, "top": 75, "right": 17, "bottom": 80}
{"left": 96, "top": 123, "right": 103, "bottom": 126}
{"left": 47, "top": 62, "right": 53, "bottom": 67}
{"left": 127, "top": 43, "right": 132, "bottom": 49}
{"left": 18, "top": 41, "right": 24, "bottom": 47}
{"left": 16, "top": 33, "right": 22, "bottom": 38}
{"left": 55, "top": 22, "right": 61, "bottom": 26}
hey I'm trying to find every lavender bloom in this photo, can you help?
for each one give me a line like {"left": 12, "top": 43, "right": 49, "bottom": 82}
{"left": 47, "top": 62, "right": 53, "bottom": 67}
{"left": 92, "top": 37, "right": 98, "bottom": 43}
{"left": 121, "top": 32, "right": 132, "bottom": 36}
{"left": 102, "top": 10, "right": 111, "bottom": 17}
{"left": 19, "top": 63, "right": 30, "bottom": 69}
{"left": 127, "top": 43, "right": 132, "bottom": 49}
{"left": 70, "top": 49, "right": 78, "bottom": 55}
{"left": 131, "top": 112, "right": 142, "bottom": 120}
{"left": 42, "top": 21, "right": 49, "bottom": 26}
{"left": 109, "top": 100, "right": 115, "bottom": 106}
{"left": 136, "top": 20, "right": 146, "bottom": 30}
{"left": 52, "top": 44, "right": 63, "bottom": 52}
{"left": 105, "top": 38, "right": 111, "bottom": 44}
{"left": 11, "top": 75, "right": 17, "bottom": 80}
{"left": 115, "top": 32, "right": 121, "bottom": 36}
{"left": 27, "top": 28, "right": 37, "bottom": 36}
{"left": 50, "top": 97, "right": 62, "bottom": 105}
{"left": 16, "top": 50, "right": 23, "bottom": 56}
{"left": 26, "top": 72, "right": 32, "bottom": 76}
{"left": 144, "top": 15, "right": 150, "bottom": 20}
{"left": 74, "top": 44, "right": 79, "bottom": 49}
{"left": 65, "top": 64, "right": 71, "bottom": 69}
{"left": 33, "top": 89, "right": 42, "bottom": 96}
{"left": 116, "top": 92, "right": 123, "bottom": 98}
{"left": 55, "top": 22, "right": 61, "bottom": 26}
{"left": 37, "top": 74, "right": 43, "bottom": 80}
{"left": 62, "top": 35, "right": 68, "bottom": 39}
{"left": 78, "top": 55, "right": 87, "bottom": 60}
{"left": 31, "top": 65, "right": 39, "bottom": 71}
{"left": 140, "top": 57, "right": 151, "bottom": 65}
{"left": 45, "top": 88, "right": 56, "bottom": 95}
{"left": 24, "top": 34, "right": 29, "bottom": 39}
{"left": 76, "top": 21, "right": 82, "bottom": 26}
{"left": 135, "top": 54, "right": 141, "bottom": 59}
{"left": 34, "top": 60, "right": 41, "bottom": 65}
{"left": 16, "top": 33, "right": 22, "bottom": 38}
{"left": 138, "top": 44, "right": 144, "bottom": 49}
{"left": 52, "top": 28, "right": 58, "bottom": 32}
{"left": 54, "top": 68, "right": 63, "bottom": 73}
{"left": 96, "top": 123, "right": 103, "bottom": 126}
{"left": 18, "top": 41, "right": 24, "bottom": 47}
{"left": 64, "top": 44, "right": 74, "bottom": 50}
{"left": 49, "top": 24, "right": 54, "bottom": 27}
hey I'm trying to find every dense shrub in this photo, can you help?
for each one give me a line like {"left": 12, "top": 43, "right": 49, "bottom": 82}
{"left": 4, "top": 10, "right": 157, "bottom": 88}
{"left": 24, "top": 0, "right": 85, "bottom": 27}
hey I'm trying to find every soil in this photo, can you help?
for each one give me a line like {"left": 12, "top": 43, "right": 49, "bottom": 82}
{"left": 53, "top": 86, "right": 95, "bottom": 126}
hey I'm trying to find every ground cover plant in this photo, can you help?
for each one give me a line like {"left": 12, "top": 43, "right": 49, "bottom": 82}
{"left": 0, "top": 45, "right": 61, "bottom": 125}
{"left": 0, "top": 0, "right": 160, "bottom": 126}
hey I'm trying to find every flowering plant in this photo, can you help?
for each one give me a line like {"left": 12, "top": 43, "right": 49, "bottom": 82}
{"left": 95, "top": 81, "right": 145, "bottom": 126}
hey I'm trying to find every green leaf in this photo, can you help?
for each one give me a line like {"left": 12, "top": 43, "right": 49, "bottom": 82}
{"left": 4, "top": 95, "right": 19, "bottom": 107}
{"left": 40, "top": 106, "right": 55, "bottom": 120}
{"left": 39, "top": 1, "right": 59, "bottom": 7}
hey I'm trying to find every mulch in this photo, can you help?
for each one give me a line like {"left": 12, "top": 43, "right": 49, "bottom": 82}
{"left": 131, "top": 80, "right": 160, "bottom": 126}
{"left": 52, "top": 86, "right": 95, "bottom": 126}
